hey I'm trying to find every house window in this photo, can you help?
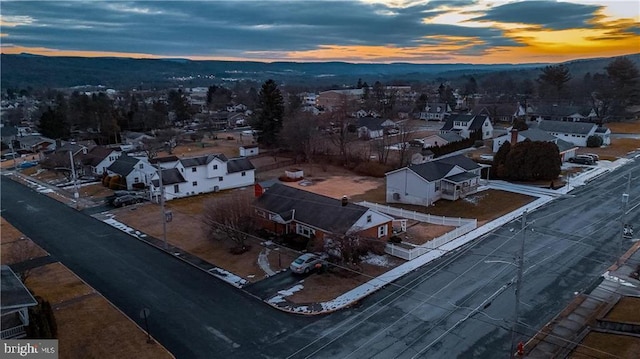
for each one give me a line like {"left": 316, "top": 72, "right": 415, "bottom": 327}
{"left": 435, "top": 181, "right": 441, "bottom": 191}
{"left": 139, "top": 164, "right": 143, "bottom": 169}
{"left": 173, "top": 184, "right": 179, "bottom": 193}
{"left": 191, "top": 167, "right": 197, "bottom": 172}
{"left": 241, "top": 171, "right": 246, "bottom": 176}
{"left": 378, "top": 224, "right": 388, "bottom": 238}
{"left": 192, "top": 181, "right": 197, "bottom": 186}
{"left": 255, "top": 209, "right": 266, "bottom": 218}
{"left": 213, "top": 165, "right": 218, "bottom": 170}
{"left": 134, "top": 177, "right": 139, "bottom": 183}
{"left": 485, "top": 132, "right": 490, "bottom": 136}
{"left": 367, "top": 214, "right": 372, "bottom": 223}
{"left": 219, "top": 177, "right": 223, "bottom": 181}
{"left": 484, "top": 122, "right": 489, "bottom": 127}
{"left": 181, "top": 168, "right": 184, "bottom": 172}
{"left": 296, "top": 224, "right": 315, "bottom": 238}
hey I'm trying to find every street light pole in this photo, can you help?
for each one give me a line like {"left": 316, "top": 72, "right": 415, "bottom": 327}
{"left": 69, "top": 151, "right": 80, "bottom": 207}
{"left": 510, "top": 210, "right": 527, "bottom": 358}
{"left": 157, "top": 164, "right": 168, "bottom": 250}
{"left": 618, "top": 172, "right": 631, "bottom": 265}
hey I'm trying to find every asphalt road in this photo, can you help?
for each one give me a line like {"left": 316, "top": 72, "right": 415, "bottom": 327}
{"left": 2, "top": 157, "right": 638, "bottom": 359}
{"left": 269, "top": 159, "right": 640, "bottom": 358}
{"left": 0, "top": 176, "right": 318, "bottom": 359}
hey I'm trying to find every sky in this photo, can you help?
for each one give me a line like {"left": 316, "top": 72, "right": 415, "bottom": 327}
{"left": 1, "top": 0, "right": 638, "bottom": 64}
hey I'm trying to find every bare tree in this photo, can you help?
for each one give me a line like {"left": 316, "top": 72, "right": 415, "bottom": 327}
{"left": 4, "top": 237, "right": 43, "bottom": 282}
{"left": 324, "top": 94, "right": 358, "bottom": 165}
{"left": 201, "top": 192, "right": 257, "bottom": 252}
{"left": 370, "top": 133, "right": 393, "bottom": 164}
{"left": 325, "top": 232, "right": 386, "bottom": 270}
{"left": 280, "top": 109, "right": 324, "bottom": 174}
{"left": 395, "top": 122, "right": 419, "bottom": 167}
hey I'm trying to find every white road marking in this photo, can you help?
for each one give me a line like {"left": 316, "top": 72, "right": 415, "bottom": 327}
{"left": 205, "top": 326, "right": 241, "bottom": 348}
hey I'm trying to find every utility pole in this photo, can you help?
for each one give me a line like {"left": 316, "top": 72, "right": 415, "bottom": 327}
{"left": 157, "top": 164, "right": 168, "bottom": 250}
{"left": 69, "top": 151, "right": 80, "bottom": 207}
{"left": 510, "top": 210, "right": 527, "bottom": 358}
{"left": 618, "top": 172, "right": 631, "bottom": 265}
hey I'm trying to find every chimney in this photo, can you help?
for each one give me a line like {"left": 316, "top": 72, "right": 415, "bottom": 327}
{"left": 510, "top": 128, "right": 518, "bottom": 144}
{"left": 341, "top": 195, "right": 348, "bottom": 207}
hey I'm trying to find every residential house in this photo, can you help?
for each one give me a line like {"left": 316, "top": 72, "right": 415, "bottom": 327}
{"left": 529, "top": 104, "right": 597, "bottom": 123}
{"left": 106, "top": 154, "right": 155, "bottom": 190}
{"left": 356, "top": 117, "right": 396, "bottom": 139}
{"left": 492, "top": 128, "right": 578, "bottom": 162}
{"left": 419, "top": 103, "right": 451, "bottom": 121}
{"left": 121, "top": 131, "right": 155, "bottom": 150}
{"left": 15, "top": 135, "right": 55, "bottom": 153}
{"left": 386, "top": 154, "right": 482, "bottom": 206}
{"left": 239, "top": 145, "right": 259, "bottom": 157}
{"left": 421, "top": 132, "right": 465, "bottom": 148}
{"left": 1, "top": 265, "right": 38, "bottom": 339}
{"left": 81, "top": 146, "right": 122, "bottom": 176}
{"left": 440, "top": 114, "right": 493, "bottom": 140}
{"left": 470, "top": 104, "right": 515, "bottom": 123}
{"left": 536, "top": 120, "right": 611, "bottom": 147}
{"left": 254, "top": 183, "right": 394, "bottom": 241}
{"left": 150, "top": 154, "right": 255, "bottom": 201}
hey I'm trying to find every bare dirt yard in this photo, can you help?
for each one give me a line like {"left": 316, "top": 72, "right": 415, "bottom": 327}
{"left": 0, "top": 218, "right": 173, "bottom": 359}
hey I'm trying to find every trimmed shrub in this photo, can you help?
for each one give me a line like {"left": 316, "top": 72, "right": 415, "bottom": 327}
{"left": 586, "top": 135, "right": 603, "bottom": 148}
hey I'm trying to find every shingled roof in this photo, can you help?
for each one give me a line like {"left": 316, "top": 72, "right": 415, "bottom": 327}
{"left": 151, "top": 168, "right": 186, "bottom": 187}
{"left": 107, "top": 155, "right": 140, "bottom": 176}
{"left": 227, "top": 157, "right": 255, "bottom": 173}
{"left": 82, "top": 146, "right": 117, "bottom": 167}
{"left": 537, "top": 120, "right": 596, "bottom": 135}
{"left": 180, "top": 154, "right": 228, "bottom": 167}
{"left": 254, "top": 183, "right": 369, "bottom": 234}
{"left": 404, "top": 154, "right": 481, "bottom": 182}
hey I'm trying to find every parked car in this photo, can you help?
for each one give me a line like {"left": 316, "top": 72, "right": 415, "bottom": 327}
{"left": 568, "top": 156, "right": 594, "bottom": 165}
{"left": 290, "top": 253, "right": 326, "bottom": 274}
{"left": 112, "top": 194, "right": 145, "bottom": 207}
{"left": 583, "top": 153, "right": 599, "bottom": 162}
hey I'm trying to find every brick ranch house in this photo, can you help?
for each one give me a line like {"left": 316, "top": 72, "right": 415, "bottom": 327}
{"left": 254, "top": 183, "right": 394, "bottom": 242}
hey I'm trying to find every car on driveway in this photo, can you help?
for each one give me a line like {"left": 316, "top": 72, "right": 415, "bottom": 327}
{"left": 568, "top": 156, "right": 594, "bottom": 165}
{"left": 113, "top": 194, "right": 145, "bottom": 207}
{"left": 290, "top": 253, "right": 326, "bottom": 274}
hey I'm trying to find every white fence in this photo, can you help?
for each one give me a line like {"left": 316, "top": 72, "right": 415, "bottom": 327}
{"left": 357, "top": 201, "right": 476, "bottom": 227}
{"left": 362, "top": 201, "right": 478, "bottom": 260}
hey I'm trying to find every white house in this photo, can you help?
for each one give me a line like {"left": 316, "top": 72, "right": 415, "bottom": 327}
{"left": 106, "top": 154, "right": 156, "bottom": 190}
{"left": 419, "top": 103, "right": 451, "bottom": 121}
{"left": 356, "top": 117, "right": 396, "bottom": 139}
{"left": 386, "top": 154, "right": 482, "bottom": 206}
{"left": 536, "top": 120, "right": 610, "bottom": 147}
{"left": 81, "top": 146, "right": 122, "bottom": 176}
{"left": 492, "top": 128, "right": 578, "bottom": 162}
{"left": 421, "top": 133, "right": 465, "bottom": 148}
{"left": 150, "top": 153, "right": 255, "bottom": 201}
{"left": 440, "top": 114, "right": 493, "bottom": 140}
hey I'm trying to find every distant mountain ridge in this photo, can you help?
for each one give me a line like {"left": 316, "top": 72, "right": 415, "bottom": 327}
{"left": 1, "top": 53, "right": 638, "bottom": 90}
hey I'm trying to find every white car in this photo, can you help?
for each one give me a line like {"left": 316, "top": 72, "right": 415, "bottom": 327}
{"left": 289, "top": 253, "right": 326, "bottom": 274}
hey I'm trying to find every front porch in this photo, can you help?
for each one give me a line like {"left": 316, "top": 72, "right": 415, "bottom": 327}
{"left": 441, "top": 172, "right": 480, "bottom": 201}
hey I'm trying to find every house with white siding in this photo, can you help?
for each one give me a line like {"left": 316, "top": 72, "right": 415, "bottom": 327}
{"left": 106, "top": 154, "right": 155, "bottom": 190}
{"left": 81, "top": 146, "right": 122, "bottom": 176}
{"left": 150, "top": 153, "right": 255, "bottom": 201}
{"left": 440, "top": 114, "right": 493, "bottom": 140}
{"left": 386, "top": 154, "right": 482, "bottom": 206}
{"left": 492, "top": 128, "right": 578, "bottom": 162}
{"left": 536, "top": 120, "right": 610, "bottom": 147}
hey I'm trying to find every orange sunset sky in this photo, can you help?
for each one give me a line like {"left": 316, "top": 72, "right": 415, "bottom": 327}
{"left": 1, "top": 0, "right": 638, "bottom": 64}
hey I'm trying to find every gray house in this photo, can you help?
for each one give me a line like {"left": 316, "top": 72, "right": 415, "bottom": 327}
{"left": 106, "top": 154, "right": 155, "bottom": 190}
{"left": 386, "top": 154, "right": 482, "bottom": 206}
{"left": 536, "top": 120, "right": 610, "bottom": 147}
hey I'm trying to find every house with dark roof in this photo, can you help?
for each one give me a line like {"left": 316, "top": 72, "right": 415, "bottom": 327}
{"left": 1, "top": 265, "right": 38, "bottom": 339}
{"left": 15, "top": 135, "right": 56, "bottom": 153}
{"left": 535, "top": 120, "right": 610, "bottom": 147}
{"left": 419, "top": 103, "right": 451, "bottom": 121}
{"left": 106, "top": 154, "right": 155, "bottom": 190}
{"left": 355, "top": 117, "right": 396, "bottom": 139}
{"left": 492, "top": 128, "right": 578, "bottom": 162}
{"left": 420, "top": 132, "right": 465, "bottom": 148}
{"left": 150, "top": 153, "right": 255, "bottom": 201}
{"left": 254, "top": 183, "right": 394, "bottom": 241}
{"left": 440, "top": 114, "right": 493, "bottom": 140}
{"left": 386, "top": 154, "right": 482, "bottom": 206}
{"left": 80, "top": 146, "right": 121, "bottom": 176}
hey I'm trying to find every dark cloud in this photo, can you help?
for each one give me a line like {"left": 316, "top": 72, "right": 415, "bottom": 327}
{"left": 0, "top": 0, "right": 602, "bottom": 60}
{"left": 470, "top": 0, "right": 601, "bottom": 30}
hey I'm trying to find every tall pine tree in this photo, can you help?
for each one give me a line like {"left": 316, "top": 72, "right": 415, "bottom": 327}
{"left": 253, "top": 79, "right": 284, "bottom": 146}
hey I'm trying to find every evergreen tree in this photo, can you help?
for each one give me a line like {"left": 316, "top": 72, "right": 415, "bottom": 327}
{"left": 253, "top": 79, "right": 284, "bottom": 146}
{"left": 492, "top": 141, "right": 511, "bottom": 179}
{"left": 538, "top": 65, "right": 572, "bottom": 99}
{"left": 605, "top": 57, "right": 639, "bottom": 107}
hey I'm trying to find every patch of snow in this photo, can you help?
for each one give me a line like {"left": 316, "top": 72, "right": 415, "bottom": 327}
{"left": 362, "top": 253, "right": 392, "bottom": 267}
{"left": 208, "top": 268, "right": 248, "bottom": 288}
